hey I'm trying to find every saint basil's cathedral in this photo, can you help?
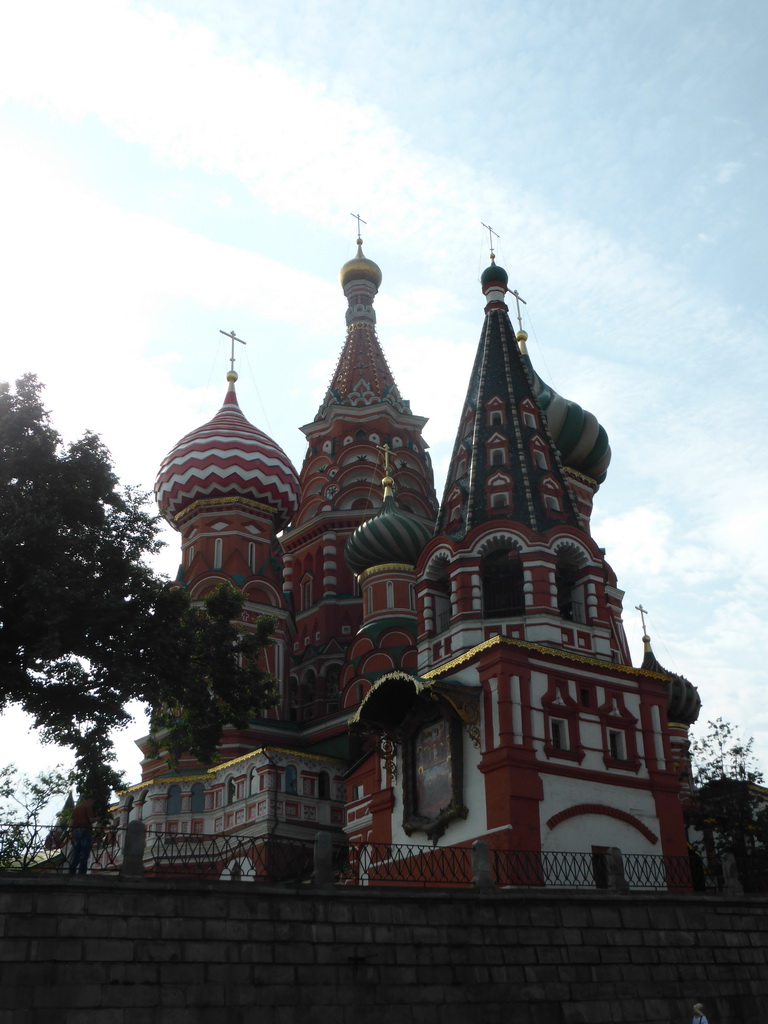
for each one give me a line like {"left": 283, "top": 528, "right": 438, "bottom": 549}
{"left": 115, "top": 235, "right": 701, "bottom": 865}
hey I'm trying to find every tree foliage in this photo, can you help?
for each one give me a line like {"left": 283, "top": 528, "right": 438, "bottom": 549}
{"left": 0, "top": 763, "right": 74, "bottom": 869}
{"left": 690, "top": 718, "right": 768, "bottom": 887}
{"left": 0, "top": 376, "right": 278, "bottom": 808}
{"left": 0, "top": 764, "right": 73, "bottom": 824}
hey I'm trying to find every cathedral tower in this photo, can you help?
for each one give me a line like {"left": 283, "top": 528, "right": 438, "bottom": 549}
{"left": 282, "top": 236, "right": 437, "bottom": 722}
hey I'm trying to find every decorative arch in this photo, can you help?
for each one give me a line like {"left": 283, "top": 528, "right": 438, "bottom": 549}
{"left": 472, "top": 530, "right": 528, "bottom": 559}
{"left": 550, "top": 536, "right": 590, "bottom": 566}
{"left": 546, "top": 803, "right": 658, "bottom": 845}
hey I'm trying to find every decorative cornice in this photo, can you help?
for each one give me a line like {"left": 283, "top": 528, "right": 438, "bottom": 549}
{"left": 117, "top": 745, "right": 344, "bottom": 794}
{"left": 213, "top": 745, "right": 344, "bottom": 772}
{"left": 357, "top": 562, "right": 415, "bottom": 582}
{"left": 422, "top": 634, "right": 671, "bottom": 681}
{"left": 174, "top": 495, "right": 278, "bottom": 523}
{"left": 117, "top": 773, "right": 211, "bottom": 795}
{"left": 563, "top": 466, "right": 598, "bottom": 485}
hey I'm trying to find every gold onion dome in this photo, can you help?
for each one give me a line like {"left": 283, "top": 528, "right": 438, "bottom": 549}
{"left": 340, "top": 237, "right": 383, "bottom": 290}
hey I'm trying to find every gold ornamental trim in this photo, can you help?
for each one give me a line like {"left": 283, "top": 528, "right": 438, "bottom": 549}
{"left": 174, "top": 495, "right": 278, "bottom": 522}
{"left": 421, "top": 634, "right": 671, "bottom": 681}
{"left": 117, "top": 773, "right": 211, "bottom": 795}
{"left": 357, "top": 562, "right": 415, "bottom": 582}
{"left": 116, "top": 745, "right": 344, "bottom": 795}
{"left": 214, "top": 745, "right": 344, "bottom": 771}
{"left": 563, "top": 466, "right": 599, "bottom": 485}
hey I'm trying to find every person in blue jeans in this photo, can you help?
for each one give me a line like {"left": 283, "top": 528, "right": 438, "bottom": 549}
{"left": 68, "top": 796, "right": 95, "bottom": 875}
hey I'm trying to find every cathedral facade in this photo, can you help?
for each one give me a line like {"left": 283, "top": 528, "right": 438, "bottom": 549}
{"left": 114, "top": 238, "right": 700, "bottom": 866}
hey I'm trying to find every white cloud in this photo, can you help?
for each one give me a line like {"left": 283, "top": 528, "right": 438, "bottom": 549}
{"left": 715, "top": 160, "right": 743, "bottom": 184}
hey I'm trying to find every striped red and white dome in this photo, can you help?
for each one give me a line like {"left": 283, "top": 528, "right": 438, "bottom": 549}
{"left": 155, "top": 376, "right": 300, "bottom": 529}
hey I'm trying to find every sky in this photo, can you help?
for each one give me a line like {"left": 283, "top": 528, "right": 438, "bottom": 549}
{"left": 1, "top": 0, "right": 767, "bottom": 790}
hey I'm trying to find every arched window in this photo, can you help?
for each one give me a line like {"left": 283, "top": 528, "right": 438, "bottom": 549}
{"left": 427, "top": 560, "right": 451, "bottom": 633}
{"left": 386, "top": 580, "right": 394, "bottom": 609}
{"left": 318, "top": 772, "right": 330, "bottom": 800}
{"left": 248, "top": 542, "right": 256, "bottom": 573}
{"left": 166, "top": 785, "right": 181, "bottom": 816}
{"left": 249, "top": 768, "right": 259, "bottom": 796}
{"left": 190, "top": 783, "right": 205, "bottom": 813}
{"left": 555, "top": 557, "right": 584, "bottom": 623}
{"left": 355, "top": 429, "right": 366, "bottom": 441}
{"left": 482, "top": 549, "right": 525, "bottom": 617}
{"left": 325, "top": 665, "right": 341, "bottom": 711}
{"left": 226, "top": 778, "right": 237, "bottom": 805}
{"left": 351, "top": 498, "right": 373, "bottom": 510}
{"left": 285, "top": 765, "right": 298, "bottom": 794}
{"left": 214, "top": 537, "right": 223, "bottom": 570}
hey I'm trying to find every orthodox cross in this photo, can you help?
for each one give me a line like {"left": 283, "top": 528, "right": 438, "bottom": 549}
{"left": 350, "top": 212, "right": 367, "bottom": 240}
{"left": 510, "top": 289, "right": 527, "bottom": 333}
{"left": 376, "top": 442, "right": 393, "bottom": 476}
{"left": 481, "top": 221, "right": 499, "bottom": 260}
{"left": 635, "top": 604, "right": 649, "bottom": 634}
{"left": 220, "top": 329, "right": 246, "bottom": 374}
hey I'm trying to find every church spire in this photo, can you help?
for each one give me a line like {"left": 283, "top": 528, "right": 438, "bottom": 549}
{"left": 436, "top": 260, "right": 580, "bottom": 538}
{"left": 316, "top": 231, "right": 409, "bottom": 418}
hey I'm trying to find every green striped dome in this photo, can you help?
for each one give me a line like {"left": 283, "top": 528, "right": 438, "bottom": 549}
{"left": 642, "top": 640, "right": 701, "bottom": 726}
{"left": 345, "top": 495, "right": 432, "bottom": 575}
{"left": 520, "top": 341, "right": 611, "bottom": 483}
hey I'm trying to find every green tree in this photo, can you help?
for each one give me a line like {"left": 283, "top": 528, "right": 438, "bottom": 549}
{"left": 0, "top": 764, "right": 73, "bottom": 869}
{"left": 0, "top": 375, "right": 278, "bottom": 809}
{"left": 690, "top": 718, "right": 768, "bottom": 889}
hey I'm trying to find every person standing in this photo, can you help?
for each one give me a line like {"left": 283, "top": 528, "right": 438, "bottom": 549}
{"left": 692, "top": 1003, "right": 709, "bottom": 1024}
{"left": 68, "top": 795, "right": 95, "bottom": 876}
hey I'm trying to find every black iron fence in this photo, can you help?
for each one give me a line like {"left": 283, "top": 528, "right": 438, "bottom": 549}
{"left": 0, "top": 821, "right": 757, "bottom": 893}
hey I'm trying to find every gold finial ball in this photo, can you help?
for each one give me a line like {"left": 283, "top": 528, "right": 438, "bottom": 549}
{"left": 516, "top": 330, "right": 528, "bottom": 342}
{"left": 227, "top": 371, "right": 239, "bottom": 382}
{"left": 382, "top": 474, "right": 394, "bottom": 487}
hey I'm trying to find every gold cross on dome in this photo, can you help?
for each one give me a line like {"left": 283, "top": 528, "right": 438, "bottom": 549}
{"left": 481, "top": 221, "right": 499, "bottom": 260}
{"left": 510, "top": 289, "right": 527, "bottom": 333}
{"left": 219, "top": 329, "right": 246, "bottom": 374}
{"left": 635, "top": 604, "right": 649, "bottom": 633}
{"left": 350, "top": 212, "right": 367, "bottom": 240}
{"left": 376, "top": 442, "right": 393, "bottom": 475}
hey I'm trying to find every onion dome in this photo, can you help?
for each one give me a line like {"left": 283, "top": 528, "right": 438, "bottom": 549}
{"left": 155, "top": 372, "right": 300, "bottom": 530}
{"left": 480, "top": 260, "right": 509, "bottom": 288}
{"left": 345, "top": 471, "right": 432, "bottom": 576}
{"left": 340, "top": 237, "right": 383, "bottom": 291}
{"left": 641, "top": 634, "right": 701, "bottom": 726}
{"left": 517, "top": 331, "right": 612, "bottom": 484}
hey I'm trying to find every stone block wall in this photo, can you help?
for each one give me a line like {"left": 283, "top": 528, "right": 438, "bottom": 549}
{"left": 0, "top": 875, "right": 765, "bottom": 1023}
